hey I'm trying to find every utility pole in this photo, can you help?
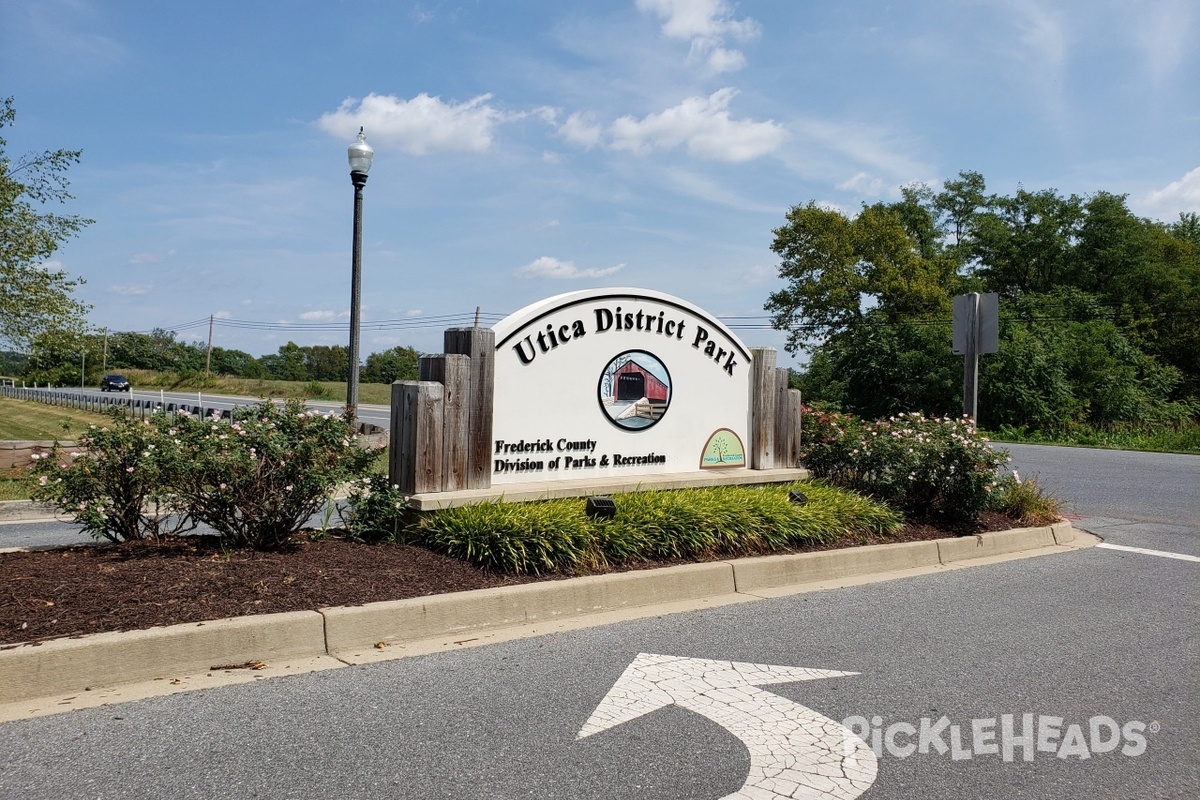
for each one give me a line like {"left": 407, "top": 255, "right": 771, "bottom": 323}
{"left": 101, "top": 328, "right": 109, "bottom": 373}
{"left": 205, "top": 314, "right": 214, "bottom": 377}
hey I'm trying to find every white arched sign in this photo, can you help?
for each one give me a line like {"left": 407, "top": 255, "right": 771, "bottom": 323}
{"left": 490, "top": 288, "right": 754, "bottom": 485}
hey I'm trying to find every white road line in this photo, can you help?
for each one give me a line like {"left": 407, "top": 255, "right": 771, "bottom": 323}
{"left": 1096, "top": 543, "right": 1200, "bottom": 563}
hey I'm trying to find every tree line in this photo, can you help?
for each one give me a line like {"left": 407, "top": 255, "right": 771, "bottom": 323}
{"left": 767, "top": 171, "right": 1199, "bottom": 432}
{"left": 5, "top": 329, "right": 421, "bottom": 386}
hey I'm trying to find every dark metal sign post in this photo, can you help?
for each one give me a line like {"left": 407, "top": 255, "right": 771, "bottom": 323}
{"left": 952, "top": 292, "right": 998, "bottom": 421}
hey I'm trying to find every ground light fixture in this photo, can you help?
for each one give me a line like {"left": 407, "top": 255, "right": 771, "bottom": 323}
{"left": 788, "top": 490, "right": 808, "bottom": 505}
{"left": 346, "top": 127, "right": 374, "bottom": 419}
{"left": 586, "top": 496, "right": 618, "bottom": 519}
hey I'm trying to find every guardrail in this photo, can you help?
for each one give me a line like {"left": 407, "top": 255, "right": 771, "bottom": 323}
{"left": 1, "top": 386, "right": 232, "bottom": 421}
{"left": 1, "top": 386, "right": 387, "bottom": 440}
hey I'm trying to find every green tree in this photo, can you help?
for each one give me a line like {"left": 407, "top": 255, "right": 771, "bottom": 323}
{"left": 209, "top": 346, "right": 264, "bottom": 378}
{"left": 260, "top": 342, "right": 310, "bottom": 381}
{"left": 970, "top": 187, "right": 1084, "bottom": 295}
{"left": 765, "top": 201, "right": 957, "bottom": 354}
{"left": 769, "top": 172, "right": 1198, "bottom": 430}
{"left": 0, "top": 97, "right": 92, "bottom": 351}
{"left": 797, "top": 314, "right": 960, "bottom": 420}
{"left": 304, "top": 344, "right": 349, "bottom": 382}
{"left": 361, "top": 345, "right": 420, "bottom": 383}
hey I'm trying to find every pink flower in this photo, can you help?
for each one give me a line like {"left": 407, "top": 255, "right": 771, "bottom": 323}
{"left": 126, "top": 466, "right": 135, "bottom": 472}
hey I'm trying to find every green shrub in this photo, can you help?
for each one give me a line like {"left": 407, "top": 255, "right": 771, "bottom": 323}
{"left": 173, "top": 400, "right": 377, "bottom": 549}
{"left": 30, "top": 409, "right": 196, "bottom": 542}
{"left": 801, "top": 408, "right": 1008, "bottom": 520}
{"left": 339, "top": 474, "right": 410, "bottom": 542}
{"left": 411, "top": 498, "right": 600, "bottom": 574}
{"left": 986, "top": 472, "right": 1061, "bottom": 526}
{"left": 409, "top": 482, "right": 901, "bottom": 574}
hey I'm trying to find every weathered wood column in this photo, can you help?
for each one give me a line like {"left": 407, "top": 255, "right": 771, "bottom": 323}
{"left": 443, "top": 327, "right": 495, "bottom": 490}
{"left": 749, "top": 347, "right": 777, "bottom": 469}
{"left": 773, "top": 367, "right": 795, "bottom": 469}
{"left": 418, "top": 353, "right": 470, "bottom": 492}
{"left": 390, "top": 381, "right": 444, "bottom": 494}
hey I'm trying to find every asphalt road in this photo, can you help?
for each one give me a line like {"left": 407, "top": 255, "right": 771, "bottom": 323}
{"left": 1, "top": 444, "right": 1196, "bottom": 799}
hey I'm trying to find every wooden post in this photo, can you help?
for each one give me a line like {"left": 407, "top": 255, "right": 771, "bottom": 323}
{"left": 419, "top": 353, "right": 470, "bottom": 492}
{"left": 750, "top": 347, "right": 777, "bottom": 470}
{"left": 788, "top": 388, "right": 803, "bottom": 465}
{"left": 444, "top": 327, "right": 495, "bottom": 490}
{"left": 773, "top": 367, "right": 794, "bottom": 469}
{"left": 390, "top": 381, "right": 444, "bottom": 494}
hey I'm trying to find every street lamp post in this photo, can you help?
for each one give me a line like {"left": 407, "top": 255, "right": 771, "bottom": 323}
{"left": 346, "top": 127, "right": 373, "bottom": 419}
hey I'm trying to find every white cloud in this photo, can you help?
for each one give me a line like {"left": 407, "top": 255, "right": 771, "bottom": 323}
{"left": 637, "top": 0, "right": 760, "bottom": 73}
{"left": 516, "top": 256, "right": 625, "bottom": 280}
{"left": 609, "top": 88, "right": 786, "bottom": 162}
{"left": 299, "top": 310, "right": 337, "bottom": 321}
{"left": 704, "top": 46, "right": 746, "bottom": 73}
{"left": 108, "top": 283, "right": 153, "bottom": 296}
{"left": 557, "top": 112, "right": 604, "bottom": 149}
{"left": 214, "top": 311, "right": 232, "bottom": 319}
{"left": 315, "top": 93, "right": 506, "bottom": 155}
{"left": 837, "top": 172, "right": 886, "bottom": 196}
{"left": 1141, "top": 167, "right": 1200, "bottom": 217}
{"left": 404, "top": 309, "right": 423, "bottom": 318}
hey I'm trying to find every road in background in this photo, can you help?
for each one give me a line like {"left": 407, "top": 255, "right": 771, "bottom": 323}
{"left": 8, "top": 386, "right": 390, "bottom": 430}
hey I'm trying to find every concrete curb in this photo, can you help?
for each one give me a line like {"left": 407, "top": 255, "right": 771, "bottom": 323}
{"left": 0, "top": 611, "right": 326, "bottom": 705}
{"left": 0, "top": 521, "right": 1084, "bottom": 709}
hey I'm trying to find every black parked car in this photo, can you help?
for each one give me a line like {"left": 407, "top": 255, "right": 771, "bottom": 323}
{"left": 99, "top": 373, "right": 131, "bottom": 392}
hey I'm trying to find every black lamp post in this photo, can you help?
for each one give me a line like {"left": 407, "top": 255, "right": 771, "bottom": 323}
{"left": 346, "top": 127, "right": 373, "bottom": 419}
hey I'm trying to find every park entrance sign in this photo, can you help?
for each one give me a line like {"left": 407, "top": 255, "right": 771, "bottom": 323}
{"left": 388, "top": 287, "right": 802, "bottom": 499}
{"left": 490, "top": 288, "right": 751, "bottom": 485}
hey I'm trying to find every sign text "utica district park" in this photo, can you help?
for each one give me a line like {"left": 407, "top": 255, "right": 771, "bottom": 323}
{"left": 510, "top": 305, "right": 740, "bottom": 376}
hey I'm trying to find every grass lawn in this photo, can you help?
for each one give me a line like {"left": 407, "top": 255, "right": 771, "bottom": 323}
{"left": 1, "top": 397, "right": 115, "bottom": 501}
{"left": 0, "top": 397, "right": 112, "bottom": 440}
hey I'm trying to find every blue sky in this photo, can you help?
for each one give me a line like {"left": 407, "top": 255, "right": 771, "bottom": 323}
{"left": 4, "top": 0, "right": 1198, "bottom": 364}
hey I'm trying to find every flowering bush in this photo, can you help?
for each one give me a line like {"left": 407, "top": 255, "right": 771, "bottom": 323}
{"left": 29, "top": 410, "right": 196, "bottom": 543}
{"left": 338, "top": 473, "right": 410, "bottom": 543}
{"left": 174, "top": 400, "right": 378, "bottom": 549}
{"left": 800, "top": 408, "right": 1009, "bottom": 520}
{"left": 30, "top": 401, "right": 379, "bottom": 549}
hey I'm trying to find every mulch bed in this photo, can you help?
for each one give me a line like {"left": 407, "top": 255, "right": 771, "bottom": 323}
{"left": 0, "top": 512, "right": 1018, "bottom": 648}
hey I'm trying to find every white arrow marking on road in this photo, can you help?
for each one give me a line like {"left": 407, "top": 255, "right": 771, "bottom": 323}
{"left": 577, "top": 653, "right": 877, "bottom": 800}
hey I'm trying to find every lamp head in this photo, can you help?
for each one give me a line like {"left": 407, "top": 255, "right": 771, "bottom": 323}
{"left": 347, "top": 127, "right": 374, "bottom": 175}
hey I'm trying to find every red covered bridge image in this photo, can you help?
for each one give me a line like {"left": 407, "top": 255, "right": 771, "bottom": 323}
{"left": 599, "top": 351, "right": 671, "bottom": 430}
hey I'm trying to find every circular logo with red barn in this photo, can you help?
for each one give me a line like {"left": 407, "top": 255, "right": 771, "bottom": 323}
{"left": 598, "top": 350, "right": 672, "bottom": 430}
